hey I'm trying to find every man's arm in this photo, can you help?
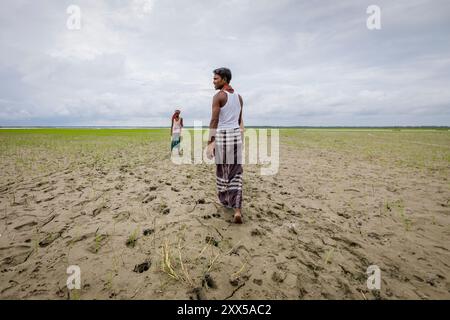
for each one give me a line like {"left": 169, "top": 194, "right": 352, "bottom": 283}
{"left": 238, "top": 95, "right": 244, "bottom": 142}
{"left": 170, "top": 119, "right": 173, "bottom": 136}
{"left": 208, "top": 92, "right": 224, "bottom": 144}
{"left": 238, "top": 95, "right": 244, "bottom": 130}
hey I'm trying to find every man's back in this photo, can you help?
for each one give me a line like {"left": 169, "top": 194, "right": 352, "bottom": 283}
{"left": 218, "top": 90, "right": 241, "bottom": 130}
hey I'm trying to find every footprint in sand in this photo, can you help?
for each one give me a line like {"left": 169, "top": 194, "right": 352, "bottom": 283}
{"left": 142, "top": 194, "right": 157, "bottom": 203}
{"left": 251, "top": 228, "right": 266, "bottom": 236}
{"left": 202, "top": 273, "right": 217, "bottom": 289}
{"left": 35, "top": 195, "right": 56, "bottom": 204}
{"left": 113, "top": 211, "right": 130, "bottom": 222}
{"left": 114, "top": 183, "right": 124, "bottom": 191}
{"left": 0, "top": 246, "right": 33, "bottom": 268}
{"left": 119, "top": 165, "right": 130, "bottom": 173}
{"left": 205, "top": 236, "right": 220, "bottom": 247}
{"left": 92, "top": 205, "right": 107, "bottom": 217}
{"left": 158, "top": 204, "right": 170, "bottom": 215}
{"left": 253, "top": 279, "right": 263, "bottom": 286}
{"left": 12, "top": 196, "right": 30, "bottom": 206}
{"left": 13, "top": 220, "right": 38, "bottom": 231}
{"left": 86, "top": 234, "right": 109, "bottom": 253}
{"left": 66, "top": 232, "right": 96, "bottom": 245}
{"left": 203, "top": 213, "right": 221, "bottom": 220}
{"left": 133, "top": 261, "right": 151, "bottom": 273}
{"left": 39, "top": 231, "right": 63, "bottom": 247}
{"left": 188, "top": 287, "right": 206, "bottom": 300}
{"left": 271, "top": 271, "right": 286, "bottom": 283}
{"left": 143, "top": 228, "right": 154, "bottom": 236}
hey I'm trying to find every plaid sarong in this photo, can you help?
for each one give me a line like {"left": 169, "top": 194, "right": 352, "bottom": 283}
{"left": 215, "top": 128, "right": 243, "bottom": 209}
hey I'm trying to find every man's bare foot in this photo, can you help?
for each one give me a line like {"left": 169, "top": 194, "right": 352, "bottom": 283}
{"left": 233, "top": 210, "right": 243, "bottom": 224}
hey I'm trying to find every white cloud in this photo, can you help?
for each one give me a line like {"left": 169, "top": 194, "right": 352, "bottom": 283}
{"left": 0, "top": 0, "right": 449, "bottom": 126}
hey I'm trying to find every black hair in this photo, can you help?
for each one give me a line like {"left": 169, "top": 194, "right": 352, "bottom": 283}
{"left": 213, "top": 67, "right": 232, "bottom": 83}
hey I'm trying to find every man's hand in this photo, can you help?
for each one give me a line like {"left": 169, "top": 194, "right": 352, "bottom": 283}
{"left": 206, "top": 141, "right": 215, "bottom": 160}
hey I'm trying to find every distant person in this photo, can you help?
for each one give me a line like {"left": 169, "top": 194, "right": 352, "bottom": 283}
{"left": 171, "top": 109, "right": 183, "bottom": 155}
{"left": 206, "top": 67, "right": 244, "bottom": 224}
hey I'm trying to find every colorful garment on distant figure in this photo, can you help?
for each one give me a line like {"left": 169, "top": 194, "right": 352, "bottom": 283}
{"left": 171, "top": 117, "right": 182, "bottom": 151}
{"left": 171, "top": 133, "right": 180, "bottom": 150}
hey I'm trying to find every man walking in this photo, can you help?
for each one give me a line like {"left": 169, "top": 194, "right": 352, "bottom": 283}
{"left": 206, "top": 67, "right": 244, "bottom": 223}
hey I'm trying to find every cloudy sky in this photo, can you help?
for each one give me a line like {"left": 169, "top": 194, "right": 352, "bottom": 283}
{"left": 1, "top": 0, "right": 449, "bottom": 126}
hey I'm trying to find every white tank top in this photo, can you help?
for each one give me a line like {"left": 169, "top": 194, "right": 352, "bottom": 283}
{"left": 172, "top": 118, "right": 182, "bottom": 134}
{"left": 218, "top": 91, "right": 241, "bottom": 129}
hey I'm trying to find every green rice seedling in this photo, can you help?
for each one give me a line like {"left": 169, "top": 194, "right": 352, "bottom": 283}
{"left": 125, "top": 228, "right": 139, "bottom": 248}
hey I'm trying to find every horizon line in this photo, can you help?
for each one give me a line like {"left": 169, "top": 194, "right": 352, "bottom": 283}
{"left": 1, "top": 125, "right": 449, "bottom": 129}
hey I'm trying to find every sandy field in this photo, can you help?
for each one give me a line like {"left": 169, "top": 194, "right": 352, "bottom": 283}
{"left": 0, "top": 128, "right": 449, "bottom": 299}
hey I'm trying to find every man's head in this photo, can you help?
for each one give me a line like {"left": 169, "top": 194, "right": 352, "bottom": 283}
{"left": 213, "top": 67, "right": 232, "bottom": 90}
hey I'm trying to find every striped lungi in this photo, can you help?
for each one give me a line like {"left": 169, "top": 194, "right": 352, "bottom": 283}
{"left": 215, "top": 128, "right": 243, "bottom": 209}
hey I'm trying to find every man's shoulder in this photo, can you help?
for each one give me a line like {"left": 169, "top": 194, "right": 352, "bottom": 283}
{"left": 214, "top": 90, "right": 227, "bottom": 97}
{"left": 214, "top": 91, "right": 227, "bottom": 104}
